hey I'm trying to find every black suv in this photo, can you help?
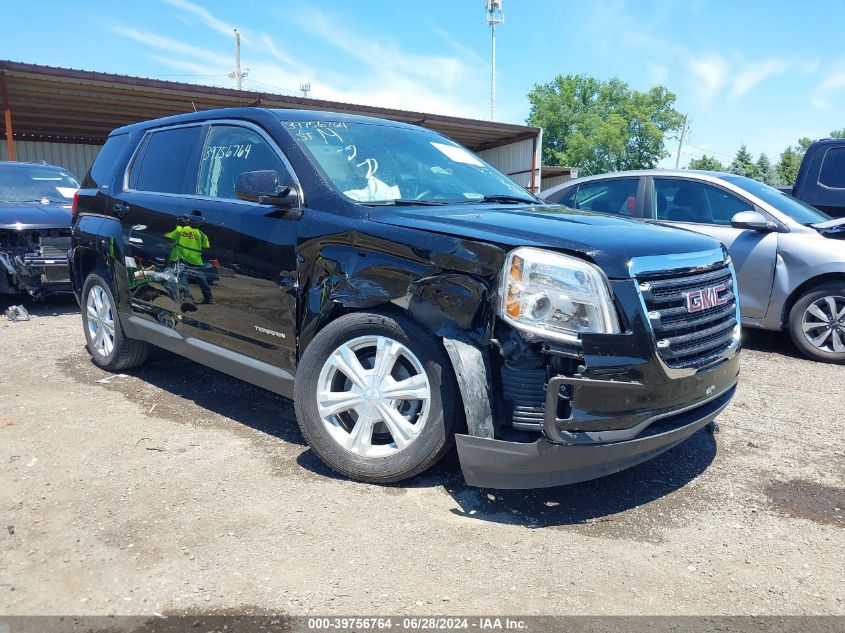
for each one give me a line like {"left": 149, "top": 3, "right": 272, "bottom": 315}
{"left": 70, "top": 108, "right": 740, "bottom": 489}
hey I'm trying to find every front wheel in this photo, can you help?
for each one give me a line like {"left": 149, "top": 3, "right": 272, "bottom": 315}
{"left": 788, "top": 282, "right": 845, "bottom": 363}
{"left": 294, "top": 312, "right": 459, "bottom": 483}
{"left": 81, "top": 272, "right": 149, "bottom": 371}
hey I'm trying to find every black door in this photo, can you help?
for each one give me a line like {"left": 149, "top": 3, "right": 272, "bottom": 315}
{"left": 187, "top": 122, "right": 301, "bottom": 370}
{"left": 113, "top": 123, "right": 243, "bottom": 341}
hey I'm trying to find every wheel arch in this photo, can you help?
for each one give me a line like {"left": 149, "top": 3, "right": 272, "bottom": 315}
{"left": 71, "top": 216, "right": 129, "bottom": 307}
{"left": 781, "top": 273, "right": 845, "bottom": 327}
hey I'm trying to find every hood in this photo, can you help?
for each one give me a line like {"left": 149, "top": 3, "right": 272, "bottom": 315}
{"left": 0, "top": 201, "right": 73, "bottom": 230}
{"left": 811, "top": 216, "right": 845, "bottom": 238}
{"left": 370, "top": 204, "right": 722, "bottom": 278}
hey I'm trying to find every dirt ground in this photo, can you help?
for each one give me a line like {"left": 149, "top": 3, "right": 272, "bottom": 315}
{"left": 0, "top": 296, "right": 843, "bottom": 617}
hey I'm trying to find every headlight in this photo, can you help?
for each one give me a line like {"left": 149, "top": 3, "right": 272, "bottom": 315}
{"left": 499, "top": 247, "right": 620, "bottom": 343}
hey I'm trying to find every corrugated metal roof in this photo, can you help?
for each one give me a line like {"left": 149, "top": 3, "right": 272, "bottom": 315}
{"left": 0, "top": 60, "right": 540, "bottom": 151}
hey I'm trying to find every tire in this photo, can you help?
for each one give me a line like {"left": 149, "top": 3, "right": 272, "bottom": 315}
{"left": 294, "top": 312, "right": 459, "bottom": 483}
{"left": 81, "top": 271, "right": 149, "bottom": 372}
{"left": 787, "top": 282, "right": 845, "bottom": 364}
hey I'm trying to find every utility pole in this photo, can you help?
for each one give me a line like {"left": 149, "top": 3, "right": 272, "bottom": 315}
{"left": 229, "top": 29, "right": 248, "bottom": 90}
{"left": 485, "top": 1, "right": 504, "bottom": 121}
{"left": 674, "top": 114, "right": 689, "bottom": 169}
{"left": 300, "top": 82, "right": 311, "bottom": 98}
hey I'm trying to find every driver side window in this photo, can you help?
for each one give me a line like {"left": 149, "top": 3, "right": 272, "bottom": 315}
{"left": 196, "top": 125, "right": 291, "bottom": 200}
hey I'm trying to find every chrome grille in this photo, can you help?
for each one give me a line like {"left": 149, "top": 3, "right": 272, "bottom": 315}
{"left": 638, "top": 262, "right": 738, "bottom": 370}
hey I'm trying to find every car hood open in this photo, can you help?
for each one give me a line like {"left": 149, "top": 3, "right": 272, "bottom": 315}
{"left": 811, "top": 216, "right": 845, "bottom": 239}
{"left": 0, "top": 201, "right": 73, "bottom": 230}
{"left": 370, "top": 204, "right": 722, "bottom": 278}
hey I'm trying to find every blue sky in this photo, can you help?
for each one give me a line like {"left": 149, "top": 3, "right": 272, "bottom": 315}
{"left": 3, "top": 0, "right": 844, "bottom": 167}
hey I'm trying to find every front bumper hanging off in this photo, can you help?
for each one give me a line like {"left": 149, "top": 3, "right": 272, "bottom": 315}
{"left": 455, "top": 376, "right": 736, "bottom": 490}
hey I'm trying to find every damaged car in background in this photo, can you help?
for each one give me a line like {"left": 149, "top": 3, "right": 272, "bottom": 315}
{"left": 0, "top": 161, "right": 78, "bottom": 298}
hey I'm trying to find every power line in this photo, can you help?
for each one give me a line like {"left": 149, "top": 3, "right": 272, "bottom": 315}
{"left": 147, "top": 73, "right": 231, "bottom": 78}
{"left": 242, "top": 77, "right": 298, "bottom": 97}
{"left": 686, "top": 143, "right": 735, "bottom": 160}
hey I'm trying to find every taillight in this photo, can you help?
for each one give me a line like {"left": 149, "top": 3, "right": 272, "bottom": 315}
{"left": 71, "top": 191, "right": 80, "bottom": 223}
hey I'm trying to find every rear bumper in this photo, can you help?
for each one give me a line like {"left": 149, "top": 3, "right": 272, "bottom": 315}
{"left": 455, "top": 382, "right": 734, "bottom": 489}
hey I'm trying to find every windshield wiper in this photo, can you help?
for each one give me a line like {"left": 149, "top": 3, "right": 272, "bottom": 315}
{"left": 461, "top": 194, "right": 539, "bottom": 205}
{"left": 363, "top": 199, "right": 450, "bottom": 206}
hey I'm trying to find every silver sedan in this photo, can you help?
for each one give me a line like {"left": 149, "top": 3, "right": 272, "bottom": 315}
{"left": 542, "top": 170, "right": 845, "bottom": 363}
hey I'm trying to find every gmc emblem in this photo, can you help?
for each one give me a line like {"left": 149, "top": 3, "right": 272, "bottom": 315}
{"left": 685, "top": 284, "right": 729, "bottom": 313}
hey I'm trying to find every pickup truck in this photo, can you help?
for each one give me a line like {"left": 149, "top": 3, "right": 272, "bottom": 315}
{"left": 69, "top": 108, "right": 740, "bottom": 489}
{"left": 788, "top": 138, "right": 845, "bottom": 218}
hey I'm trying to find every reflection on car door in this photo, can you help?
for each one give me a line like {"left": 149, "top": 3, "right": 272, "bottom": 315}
{"left": 573, "top": 177, "right": 644, "bottom": 217}
{"left": 114, "top": 124, "right": 242, "bottom": 341}
{"left": 649, "top": 177, "right": 778, "bottom": 320}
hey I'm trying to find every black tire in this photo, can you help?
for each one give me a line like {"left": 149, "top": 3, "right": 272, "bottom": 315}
{"left": 81, "top": 271, "right": 149, "bottom": 371}
{"left": 787, "top": 282, "right": 845, "bottom": 364}
{"left": 294, "top": 311, "right": 459, "bottom": 483}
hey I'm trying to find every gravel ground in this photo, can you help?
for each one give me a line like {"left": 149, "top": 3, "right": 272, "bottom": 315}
{"left": 0, "top": 297, "right": 843, "bottom": 617}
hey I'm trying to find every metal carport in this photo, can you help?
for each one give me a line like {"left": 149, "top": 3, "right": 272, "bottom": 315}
{"left": 0, "top": 60, "right": 542, "bottom": 190}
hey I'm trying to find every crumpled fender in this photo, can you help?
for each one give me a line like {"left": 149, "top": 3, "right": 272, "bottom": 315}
{"left": 297, "top": 229, "right": 506, "bottom": 355}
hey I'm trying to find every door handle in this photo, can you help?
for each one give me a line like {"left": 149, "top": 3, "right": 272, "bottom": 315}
{"left": 113, "top": 201, "right": 129, "bottom": 218}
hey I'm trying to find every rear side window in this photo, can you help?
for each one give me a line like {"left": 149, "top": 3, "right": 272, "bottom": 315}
{"left": 82, "top": 134, "right": 129, "bottom": 189}
{"left": 819, "top": 147, "right": 845, "bottom": 189}
{"left": 129, "top": 126, "right": 202, "bottom": 194}
{"left": 575, "top": 178, "right": 639, "bottom": 216}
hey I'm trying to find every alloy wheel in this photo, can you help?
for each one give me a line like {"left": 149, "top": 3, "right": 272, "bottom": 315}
{"left": 86, "top": 284, "right": 115, "bottom": 358}
{"left": 316, "top": 335, "right": 431, "bottom": 458}
{"left": 801, "top": 294, "right": 845, "bottom": 353}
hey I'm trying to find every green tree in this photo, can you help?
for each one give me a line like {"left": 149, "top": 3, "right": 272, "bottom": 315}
{"left": 776, "top": 146, "right": 802, "bottom": 186}
{"left": 687, "top": 154, "right": 724, "bottom": 171}
{"left": 527, "top": 74, "right": 684, "bottom": 174}
{"left": 729, "top": 144, "right": 759, "bottom": 180}
{"left": 830, "top": 128, "right": 845, "bottom": 138}
{"left": 797, "top": 137, "right": 813, "bottom": 154}
{"left": 756, "top": 153, "right": 777, "bottom": 185}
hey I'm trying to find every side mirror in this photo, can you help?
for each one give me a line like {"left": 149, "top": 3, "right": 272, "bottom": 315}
{"left": 730, "top": 210, "right": 777, "bottom": 232}
{"left": 235, "top": 170, "right": 299, "bottom": 208}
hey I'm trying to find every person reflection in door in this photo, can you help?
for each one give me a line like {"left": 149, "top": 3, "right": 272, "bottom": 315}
{"left": 165, "top": 216, "right": 213, "bottom": 310}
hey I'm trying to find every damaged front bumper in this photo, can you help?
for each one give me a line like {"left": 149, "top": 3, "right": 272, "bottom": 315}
{"left": 0, "top": 245, "right": 71, "bottom": 298}
{"left": 456, "top": 379, "right": 734, "bottom": 489}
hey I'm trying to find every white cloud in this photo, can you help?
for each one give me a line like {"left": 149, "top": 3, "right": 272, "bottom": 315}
{"left": 645, "top": 61, "right": 668, "bottom": 85}
{"left": 160, "top": 0, "right": 238, "bottom": 39}
{"left": 117, "top": 4, "right": 490, "bottom": 120}
{"left": 110, "top": 25, "right": 229, "bottom": 67}
{"left": 260, "top": 34, "right": 304, "bottom": 70}
{"left": 811, "top": 60, "right": 845, "bottom": 110}
{"left": 431, "top": 27, "right": 485, "bottom": 65}
{"left": 681, "top": 52, "right": 789, "bottom": 101}
{"left": 802, "top": 57, "right": 821, "bottom": 75}
{"left": 729, "top": 59, "right": 789, "bottom": 97}
{"left": 688, "top": 54, "right": 728, "bottom": 102}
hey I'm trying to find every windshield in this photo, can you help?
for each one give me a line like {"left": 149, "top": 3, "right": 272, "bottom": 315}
{"left": 0, "top": 165, "right": 80, "bottom": 204}
{"left": 721, "top": 174, "right": 830, "bottom": 224}
{"left": 282, "top": 119, "right": 535, "bottom": 205}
